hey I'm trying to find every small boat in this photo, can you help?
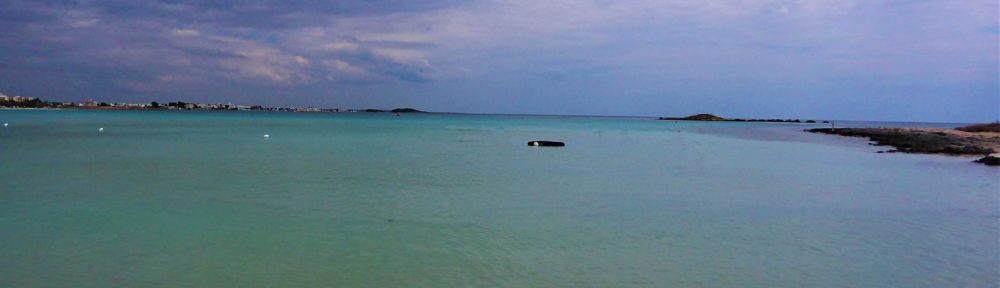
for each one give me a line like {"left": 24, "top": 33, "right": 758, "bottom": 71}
{"left": 528, "top": 141, "right": 565, "bottom": 147}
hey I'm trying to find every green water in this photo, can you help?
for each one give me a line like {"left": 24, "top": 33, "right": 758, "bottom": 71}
{"left": 0, "top": 110, "right": 997, "bottom": 287}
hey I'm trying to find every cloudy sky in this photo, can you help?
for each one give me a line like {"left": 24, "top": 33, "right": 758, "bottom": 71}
{"left": 0, "top": 0, "right": 996, "bottom": 122}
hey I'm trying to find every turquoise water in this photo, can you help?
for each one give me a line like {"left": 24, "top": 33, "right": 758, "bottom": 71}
{"left": 0, "top": 110, "right": 997, "bottom": 287}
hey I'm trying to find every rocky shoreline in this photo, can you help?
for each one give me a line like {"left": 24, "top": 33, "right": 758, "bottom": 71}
{"left": 806, "top": 126, "right": 1000, "bottom": 166}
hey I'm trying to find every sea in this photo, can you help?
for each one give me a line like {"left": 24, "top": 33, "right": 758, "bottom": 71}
{"left": 0, "top": 109, "right": 996, "bottom": 287}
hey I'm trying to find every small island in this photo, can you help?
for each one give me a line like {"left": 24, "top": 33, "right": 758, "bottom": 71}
{"left": 391, "top": 108, "right": 424, "bottom": 113}
{"left": 363, "top": 108, "right": 426, "bottom": 113}
{"left": 807, "top": 123, "right": 1000, "bottom": 166}
{"left": 657, "top": 113, "right": 824, "bottom": 123}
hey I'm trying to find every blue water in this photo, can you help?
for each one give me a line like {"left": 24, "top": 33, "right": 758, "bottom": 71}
{"left": 0, "top": 110, "right": 997, "bottom": 287}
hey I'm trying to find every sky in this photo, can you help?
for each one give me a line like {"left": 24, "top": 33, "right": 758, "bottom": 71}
{"left": 0, "top": 0, "right": 997, "bottom": 122}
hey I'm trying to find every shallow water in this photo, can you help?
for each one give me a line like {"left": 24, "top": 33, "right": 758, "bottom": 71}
{"left": 0, "top": 110, "right": 996, "bottom": 287}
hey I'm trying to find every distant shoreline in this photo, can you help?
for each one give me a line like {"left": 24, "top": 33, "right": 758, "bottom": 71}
{"left": 0, "top": 105, "right": 425, "bottom": 114}
{"left": 1, "top": 107, "right": 990, "bottom": 126}
{"left": 0, "top": 107, "right": 65, "bottom": 110}
{"left": 1, "top": 97, "right": 430, "bottom": 114}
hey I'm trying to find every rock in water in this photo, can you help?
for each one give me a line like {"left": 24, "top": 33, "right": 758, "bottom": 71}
{"left": 528, "top": 141, "right": 565, "bottom": 147}
{"left": 974, "top": 156, "right": 1000, "bottom": 166}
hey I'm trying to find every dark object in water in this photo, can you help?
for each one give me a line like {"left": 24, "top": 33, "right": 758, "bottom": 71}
{"left": 974, "top": 156, "right": 1000, "bottom": 166}
{"left": 528, "top": 141, "right": 565, "bottom": 147}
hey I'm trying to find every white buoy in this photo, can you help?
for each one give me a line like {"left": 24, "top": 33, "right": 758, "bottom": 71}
{"left": 98, "top": 127, "right": 104, "bottom": 132}
{"left": 3, "top": 123, "right": 7, "bottom": 127}
{"left": 263, "top": 134, "right": 270, "bottom": 138}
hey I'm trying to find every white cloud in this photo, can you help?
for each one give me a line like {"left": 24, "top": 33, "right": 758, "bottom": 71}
{"left": 371, "top": 48, "right": 427, "bottom": 65}
{"left": 324, "top": 59, "right": 369, "bottom": 79}
{"left": 70, "top": 19, "right": 99, "bottom": 28}
{"left": 358, "top": 32, "right": 433, "bottom": 44}
{"left": 172, "top": 29, "right": 201, "bottom": 37}
{"left": 325, "top": 42, "right": 360, "bottom": 53}
{"left": 221, "top": 48, "right": 313, "bottom": 84}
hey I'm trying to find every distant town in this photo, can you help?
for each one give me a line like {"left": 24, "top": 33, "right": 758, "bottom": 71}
{"left": 0, "top": 92, "right": 421, "bottom": 113}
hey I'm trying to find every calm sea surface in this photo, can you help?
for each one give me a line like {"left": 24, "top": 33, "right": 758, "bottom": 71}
{"left": 0, "top": 110, "right": 997, "bottom": 287}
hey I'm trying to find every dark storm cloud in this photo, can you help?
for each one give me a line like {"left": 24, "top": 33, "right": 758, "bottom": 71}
{"left": 0, "top": 0, "right": 996, "bottom": 122}
{"left": 0, "top": 0, "right": 456, "bottom": 92}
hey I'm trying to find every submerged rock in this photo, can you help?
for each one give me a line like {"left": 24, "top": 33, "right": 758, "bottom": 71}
{"left": 974, "top": 156, "right": 1000, "bottom": 166}
{"left": 528, "top": 141, "right": 565, "bottom": 147}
